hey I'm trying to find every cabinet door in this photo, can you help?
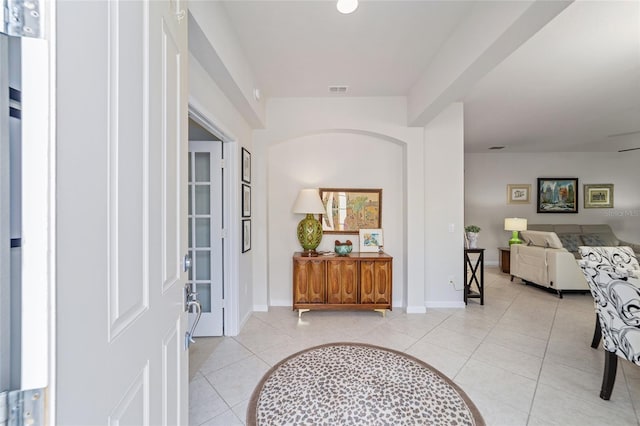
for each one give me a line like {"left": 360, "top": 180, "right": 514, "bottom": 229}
{"left": 326, "top": 259, "right": 358, "bottom": 304}
{"left": 360, "top": 260, "right": 391, "bottom": 305}
{"left": 293, "top": 258, "right": 325, "bottom": 304}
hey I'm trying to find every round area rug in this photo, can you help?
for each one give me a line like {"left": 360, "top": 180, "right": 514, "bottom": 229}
{"left": 247, "top": 343, "right": 485, "bottom": 426}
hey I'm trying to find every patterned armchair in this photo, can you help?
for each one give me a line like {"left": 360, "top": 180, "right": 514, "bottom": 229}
{"left": 578, "top": 246, "right": 640, "bottom": 400}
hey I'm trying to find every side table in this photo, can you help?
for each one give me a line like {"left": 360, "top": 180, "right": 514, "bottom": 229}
{"left": 498, "top": 246, "right": 515, "bottom": 281}
{"left": 464, "top": 248, "right": 485, "bottom": 305}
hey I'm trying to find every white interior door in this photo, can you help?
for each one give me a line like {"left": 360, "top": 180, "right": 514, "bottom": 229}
{"left": 55, "top": 1, "right": 189, "bottom": 424}
{"left": 188, "top": 141, "right": 224, "bottom": 336}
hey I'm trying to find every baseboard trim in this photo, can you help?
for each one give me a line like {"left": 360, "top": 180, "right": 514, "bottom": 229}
{"left": 425, "top": 301, "right": 466, "bottom": 309}
{"left": 406, "top": 306, "right": 427, "bottom": 314}
{"left": 253, "top": 304, "right": 269, "bottom": 312}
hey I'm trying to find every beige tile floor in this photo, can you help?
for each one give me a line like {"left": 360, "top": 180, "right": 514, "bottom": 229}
{"left": 188, "top": 267, "right": 640, "bottom": 425}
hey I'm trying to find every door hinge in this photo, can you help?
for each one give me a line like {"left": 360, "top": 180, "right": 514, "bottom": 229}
{"left": 221, "top": 229, "right": 227, "bottom": 239}
{"left": 220, "top": 159, "right": 225, "bottom": 168}
{"left": 1, "top": 0, "right": 44, "bottom": 38}
{"left": 0, "top": 388, "right": 45, "bottom": 426}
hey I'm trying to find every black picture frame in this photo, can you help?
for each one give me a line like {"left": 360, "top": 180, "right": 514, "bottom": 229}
{"left": 242, "top": 219, "right": 251, "bottom": 253}
{"left": 241, "top": 147, "right": 251, "bottom": 184}
{"left": 537, "top": 178, "right": 579, "bottom": 213}
{"left": 242, "top": 184, "right": 251, "bottom": 217}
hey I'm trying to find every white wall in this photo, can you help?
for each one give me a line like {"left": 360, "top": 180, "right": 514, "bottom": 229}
{"left": 465, "top": 152, "right": 640, "bottom": 264}
{"left": 267, "top": 132, "right": 404, "bottom": 306}
{"left": 189, "top": 54, "right": 255, "bottom": 332}
{"left": 424, "top": 103, "right": 466, "bottom": 307}
{"left": 253, "top": 97, "right": 430, "bottom": 311}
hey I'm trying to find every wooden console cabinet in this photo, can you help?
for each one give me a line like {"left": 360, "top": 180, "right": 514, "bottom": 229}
{"left": 293, "top": 252, "right": 392, "bottom": 315}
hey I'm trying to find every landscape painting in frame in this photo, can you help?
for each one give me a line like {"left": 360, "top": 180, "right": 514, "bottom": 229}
{"left": 319, "top": 188, "right": 382, "bottom": 234}
{"left": 537, "top": 178, "right": 578, "bottom": 213}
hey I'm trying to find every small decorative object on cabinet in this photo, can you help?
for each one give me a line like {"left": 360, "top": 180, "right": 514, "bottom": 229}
{"left": 292, "top": 252, "right": 392, "bottom": 317}
{"left": 464, "top": 225, "right": 480, "bottom": 249}
{"left": 334, "top": 240, "right": 353, "bottom": 256}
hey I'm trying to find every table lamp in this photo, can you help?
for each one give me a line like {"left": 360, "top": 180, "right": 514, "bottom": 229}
{"left": 504, "top": 218, "right": 527, "bottom": 245}
{"left": 292, "top": 189, "right": 326, "bottom": 256}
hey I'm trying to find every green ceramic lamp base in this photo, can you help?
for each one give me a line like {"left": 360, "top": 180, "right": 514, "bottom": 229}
{"left": 297, "top": 213, "right": 323, "bottom": 255}
{"left": 508, "top": 230, "right": 523, "bottom": 245}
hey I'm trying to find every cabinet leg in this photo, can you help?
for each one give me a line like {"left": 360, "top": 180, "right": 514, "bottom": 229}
{"left": 374, "top": 309, "right": 387, "bottom": 318}
{"left": 297, "top": 309, "right": 310, "bottom": 318}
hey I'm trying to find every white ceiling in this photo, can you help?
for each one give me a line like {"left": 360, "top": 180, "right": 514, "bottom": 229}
{"left": 220, "top": 0, "right": 640, "bottom": 153}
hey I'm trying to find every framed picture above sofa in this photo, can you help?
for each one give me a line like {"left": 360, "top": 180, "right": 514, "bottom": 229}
{"left": 507, "top": 184, "right": 531, "bottom": 204}
{"left": 537, "top": 178, "right": 578, "bottom": 213}
{"left": 584, "top": 184, "right": 614, "bottom": 208}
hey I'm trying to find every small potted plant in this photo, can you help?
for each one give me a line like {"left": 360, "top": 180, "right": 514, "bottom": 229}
{"left": 465, "top": 225, "right": 481, "bottom": 248}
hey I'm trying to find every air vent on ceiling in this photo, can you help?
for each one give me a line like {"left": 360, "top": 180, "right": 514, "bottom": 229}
{"left": 618, "top": 147, "right": 640, "bottom": 153}
{"left": 328, "top": 85, "right": 348, "bottom": 94}
{"left": 608, "top": 130, "right": 640, "bottom": 138}
{"left": 489, "top": 146, "right": 505, "bottom": 150}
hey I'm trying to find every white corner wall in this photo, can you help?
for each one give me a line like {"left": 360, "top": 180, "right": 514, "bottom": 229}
{"left": 424, "top": 103, "right": 466, "bottom": 308}
{"left": 465, "top": 152, "right": 640, "bottom": 264}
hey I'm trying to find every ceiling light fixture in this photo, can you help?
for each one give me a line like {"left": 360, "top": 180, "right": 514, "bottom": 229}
{"left": 337, "top": 0, "right": 358, "bottom": 14}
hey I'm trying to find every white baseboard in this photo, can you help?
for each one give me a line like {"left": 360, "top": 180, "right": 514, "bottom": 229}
{"left": 252, "top": 304, "right": 269, "bottom": 312}
{"left": 485, "top": 260, "right": 498, "bottom": 267}
{"left": 406, "top": 306, "right": 427, "bottom": 314}
{"left": 425, "top": 301, "right": 466, "bottom": 309}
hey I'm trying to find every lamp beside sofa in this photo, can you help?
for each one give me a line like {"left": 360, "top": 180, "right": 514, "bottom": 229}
{"left": 509, "top": 224, "right": 639, "bottom": 298}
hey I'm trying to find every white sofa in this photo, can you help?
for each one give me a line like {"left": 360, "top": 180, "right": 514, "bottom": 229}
{"left": 510, "top": 230, "right": 589, "bottom": 297}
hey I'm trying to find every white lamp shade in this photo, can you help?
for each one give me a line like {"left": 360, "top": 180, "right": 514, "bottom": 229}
{"left": 292, "top": 189, "right": 325, "bottom": 214}
{"left": 504, "top": 217, "right": 527, "bottom": 231}
{"left": 337, "top": 0, "right": 358, "bottom": 14}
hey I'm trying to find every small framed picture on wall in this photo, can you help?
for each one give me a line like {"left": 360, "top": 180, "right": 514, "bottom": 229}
{"left": 241, "top": 148, "right": 251, "bottom": 184}
{"left": 242, "top": 219, "right": 251, "bottom": 253}
{"left": 242, "top": 184, "right": 251, "bottom": 217}
{"left": 507, "top": 184, "right": 531, "bottom": 204}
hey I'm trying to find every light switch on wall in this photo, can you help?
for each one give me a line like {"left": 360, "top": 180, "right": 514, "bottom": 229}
{"left": 448, "top": 223, "right": 455, "bottom": 233}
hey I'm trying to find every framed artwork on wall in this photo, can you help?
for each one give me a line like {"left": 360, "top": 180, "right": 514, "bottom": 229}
{"left": 584, "top": 184, "right": 614, "bottom": 208}
{"left": 359, "top": 228, "right": 383, "bottom": 253}
{"left": 242, "top": 184, "right": 251, "bottom": 217}
{"left": 241, "top": 148, "right": 251, "bottom": 184}
{"left": 319, "top": 188, "right": 382, "bottom": 234}
{"left": 537, "top": 178, "right": 578, "bottom": 213}
{"left": 507, "top": 184, "right": 531, "bottom": 204}
{"left": 242, "top": 219, "right": 251, "bottom": 253}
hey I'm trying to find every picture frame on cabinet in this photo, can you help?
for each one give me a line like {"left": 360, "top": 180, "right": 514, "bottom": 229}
{"left": 241, "top": 148, "right": 251, "bottom": 184}
{"left": 242, "top": 219, "right": 251, "bottom": 253}
{"left": 359, "top": 228, "right": 383, "bottom": 253}
{"left": 242, "top": 184, "right": 251, "bottom": 217}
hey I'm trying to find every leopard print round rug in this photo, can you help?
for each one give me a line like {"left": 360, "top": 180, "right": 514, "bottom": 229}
{"left": 247, "top": 343, "right": 484, "bottom": 425}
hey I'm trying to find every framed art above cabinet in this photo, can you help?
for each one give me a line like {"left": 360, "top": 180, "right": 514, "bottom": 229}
{"left": 319, "top": 188, "right": 382, "bottom": 234}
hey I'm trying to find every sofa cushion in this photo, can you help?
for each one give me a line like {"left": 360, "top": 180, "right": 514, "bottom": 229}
{"left": 582, "top": 233, "right": 618, "bottom": 247}
{"left": 521, "top": 230, "right": 563, "bottom": 249}
{"left": 558, "top": 234, "right": 582, "bottom": 252}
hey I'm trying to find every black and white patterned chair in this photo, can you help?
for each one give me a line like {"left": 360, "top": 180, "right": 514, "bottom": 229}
{"left": 578, "top": 246, "right": 640, "bottom": 400}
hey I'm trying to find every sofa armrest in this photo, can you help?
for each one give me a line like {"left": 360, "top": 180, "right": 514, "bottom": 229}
{"left": 547, "top": 249, "right": 589, "bottom": 291}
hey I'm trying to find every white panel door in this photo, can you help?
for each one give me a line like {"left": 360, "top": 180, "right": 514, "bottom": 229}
{"left": 188, "top": 141, "right": 224, "bottom": 336}
{"left": 55, "top": 1, "right": 188, "bottom": 425}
